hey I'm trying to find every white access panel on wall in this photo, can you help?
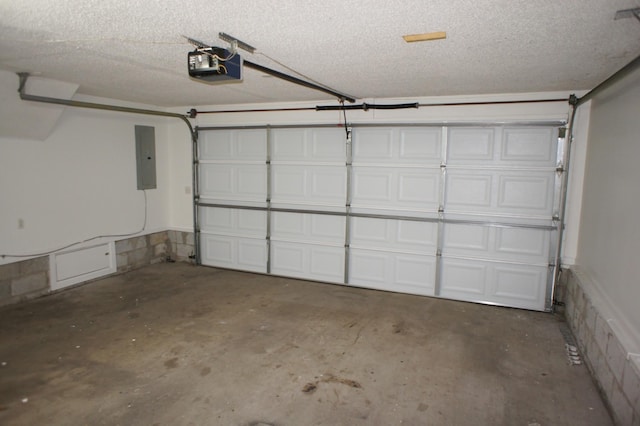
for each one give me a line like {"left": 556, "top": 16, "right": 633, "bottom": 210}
{"left": 50, "top": 242, "right": 116, "bottom": 290}
{"left": 196, "top": 122, "right": 563, "bottom": 312}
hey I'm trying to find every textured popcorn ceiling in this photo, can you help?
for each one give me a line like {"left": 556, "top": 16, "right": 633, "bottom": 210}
{"left": 1, "top": 0, "right": 639, "bottom": 107}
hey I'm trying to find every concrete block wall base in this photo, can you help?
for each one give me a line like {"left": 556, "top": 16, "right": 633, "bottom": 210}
{"left": 167, "top": 230, "right": 195, "bottom": 262}
{"left": 564, "top": 268, "right": 640, "bottom": 425}
{"left": 0, "top": 257, "right": 49, "bottom": 306}
{"left": 0, "top": 230, "right": 196, "bottom": 306}
{"left": 116, "top": 231, "right": 172, "bottom": 273}
{"left": 116, "top": 230, "right": 195, "bottom": 272}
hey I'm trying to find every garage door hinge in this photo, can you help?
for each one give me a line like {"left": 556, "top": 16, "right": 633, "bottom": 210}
{"left": 436, "top": 250, "right": 442, "bottom": 257}
{"left": 438, "top": 206, "right": 445, "bottom": 213}
{"left": 556, "top": 166, "right": 564, "bottom": 173}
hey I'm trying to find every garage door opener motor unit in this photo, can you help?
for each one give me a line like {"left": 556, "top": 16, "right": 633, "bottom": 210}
{"left": 188, "top": 45, "right": 242, "bottom": 82}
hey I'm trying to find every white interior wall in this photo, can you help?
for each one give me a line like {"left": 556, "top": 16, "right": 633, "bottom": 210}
{"left": 0, "top": 75, "right": 171, "bottom": 266}
{"left": 575, "top": 66, "right": 640, "bottom": 353}
{"left": 561, "top": 102, "right": 591, "bottom": 267}
{"left": 0, "top": 71, "right": 79, "bottom": 141}
{"left": 167, "top": 120, "right": 196, "bottom": 233}
{"left": 167, "top": 91, "right": 588, "bottom": 265}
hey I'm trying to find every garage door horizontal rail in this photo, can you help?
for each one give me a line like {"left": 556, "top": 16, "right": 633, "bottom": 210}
{"left": 196, "top": 121, "right": 566, "bottom": 131}
{"left": 197, "top": 202, "right": 556, "bottom": 231}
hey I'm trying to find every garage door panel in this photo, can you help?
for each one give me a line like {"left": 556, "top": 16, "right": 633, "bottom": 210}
{"left": 497, "top": 173, "right": 554, "bottom": 214}
{"left": 446, "top": 170, "right": 554, "bottom": 217}
{"left": 399, "top": 129, "right": 442, "bottom": 162}
{"left": 354, "top": 127, "right": 442, "bottom": 164}
{"left": 200, "top": 130, "right": 233, "bottom": 159}
{"left": 313, "top": 170, "right": 346, "bottom": 198}
{"left": 271, "top": 243, "right": 304, "bottom": 273}
{"left": 394, "top": 255, "right": 436, "bottom": 294}
{"left": 203, "top": 236, "right": 233, "bottom": 264}
{"left": 272, "top": 165, "right": 346, "bottom": 206}
{"left": 272, "top": 129, "right": 306, "bottom": 158}
{"left": 352, "top": 169, "right": 392, "bottom": 201}
{"left": 353, "top": 128, "right": 394, "bottom": 159}
{"left": 271, "top": 128, "right": 345, "bottom": 162}
{"left": 272, "top": 212, "right": 344, "bottom": 244}
{"left": 446, "top": 172, "right": 493, "bottom": 208}
{"left": 272, "top": 167, "right": 305, "bottom": 197}
{"left": 349, "top": 249, "right": 436, "bottom": 296}
{"left": 351, "top": 217, "right": 388, "bottom": 243}
{"left": 398, "top": 174, "right": 440, "bottom": 203}
{"left": 200, "top": 129, "right": 267, "bottom": 161}
{"left": 311, "top": 214, "right": 345, "bottom": 241}
{"left": 349, "top": 250, "right": 387, "bottom": 283}
{"left": 351, "top": 217, "right": 437, "bottom": 253}
{"left": 448, "top": 127, "right": 557, "bottom": 167}
{"left": 448, "top": 128, "right": 495, "bottom": 163}
{"left": 199, "top": 207, "right": 266, "bottom": 237}
{"left": 200, "top": 166, "right": 233, "bottom": 197}
{"left": 443, "top": 224, "right": 490, "bottom": 252}
{"left": 491, "top": 265, "right": 547, "bottom": 310}
{"left": 397, "top": 220, "right": 438, "bottom": 250}
{"left": 237, "top": 130, "right": 268, "bottom": 159}
{"left": 199, "top": 164, "right": 266, "bottom": 202}
{"left": 441, "top": 258, "right": 547, "bottom": 309}
{"left": 443, "top": 224, "right": 550, "bottom": 264}
{"left": 440, "top": 259, "right": 488, "bottom": 298}
{"left": 309, "top": 248, "right": 345, "bottom": 282}
{"left": 495, "top": 227, "right": 549, "bottom": 260}
{"left": 352, "top": 167, "right": 440, "bottom": 211}
{"left": 271, "top": 242, "right": 344, "bottom": 283}
{"left": 311, "top": 129, "right": 346, "bottom": 159}
{"left": 501, "top": 128, "right": 557, "bottom": 165}
{"left": 201, "top": 234, "right": 267, "bottom": 273}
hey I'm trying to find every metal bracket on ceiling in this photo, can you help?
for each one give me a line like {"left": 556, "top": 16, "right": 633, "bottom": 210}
{"left": 614, "top": 7, "right": 640, "bottom": 22}
{"left": 218, "top": 32, "right": 255, "bottom": 54}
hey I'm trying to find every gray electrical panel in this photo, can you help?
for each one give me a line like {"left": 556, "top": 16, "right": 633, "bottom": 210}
{"left": 135, "top": 125, "right": 157, "bottom": 190}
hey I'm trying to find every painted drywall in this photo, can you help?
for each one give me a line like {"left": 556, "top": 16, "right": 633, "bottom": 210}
{"left": 561, "top": 102, "right": 591, "bottom": 267}
{"left": 0, "top": 70, "right": 79, "bottom": 141}
{"left": 575, "top": 65, "right": 640, "bottom": 351}
{"left": 0, "top": 81, "right": 172, "bottom": 266}
{"left": 167, "top": 91, "right": 588, "bottom": 265}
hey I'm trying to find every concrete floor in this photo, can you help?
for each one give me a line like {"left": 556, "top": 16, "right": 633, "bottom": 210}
{"left": 0, "top": 263, "right": 612, "bottom": 426}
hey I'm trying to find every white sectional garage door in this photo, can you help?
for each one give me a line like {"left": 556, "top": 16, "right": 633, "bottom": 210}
{"left": 196, "top": 123, "right": 564, "bottom": 311}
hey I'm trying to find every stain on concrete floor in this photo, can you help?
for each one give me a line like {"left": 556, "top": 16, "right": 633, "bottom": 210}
{"left": 0, "top": 263, "right": 612, "bottom": 425}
